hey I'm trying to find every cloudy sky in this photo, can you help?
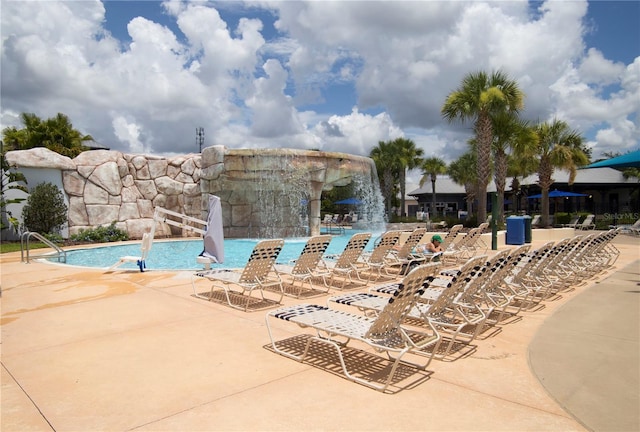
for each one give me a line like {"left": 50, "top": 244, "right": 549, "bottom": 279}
{"left": 1, "top": 0, "right": 638, "bottom": 167}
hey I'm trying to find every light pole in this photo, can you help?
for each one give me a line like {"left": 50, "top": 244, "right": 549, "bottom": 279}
{"left": 196, "top": 127, "right": 204, "bottom": 152}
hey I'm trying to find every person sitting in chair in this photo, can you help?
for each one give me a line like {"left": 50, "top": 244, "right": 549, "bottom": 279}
{"left": 416, "top": 235, "right": 443, "bottom": 254}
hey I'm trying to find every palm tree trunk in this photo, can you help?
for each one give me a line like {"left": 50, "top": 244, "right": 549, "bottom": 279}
{"left": 400, "top": 169, "right": 406, "bottom": 217}
{"left": 465, "top": 183, "right": 475, "bottom": 220}
{"left": 475, "top": 113, "right": 492, "bottom": 224}
{"left": 538, "top": 157, "right": 554, "bottom": 227}
{"left": 494, "top": 148, "right": 507, "bottom": 223}
{"left": 431, "top": 179, "right": 437, "bottom": 219}
{"left": 383, "top": 169, "right": 394, "bottom": 221}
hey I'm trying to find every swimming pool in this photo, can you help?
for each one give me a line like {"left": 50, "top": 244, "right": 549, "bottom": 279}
{"left": 54, "top": 230, "right": 381, "bottom": 270}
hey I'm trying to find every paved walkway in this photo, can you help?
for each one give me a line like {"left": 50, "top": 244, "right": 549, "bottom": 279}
{"left": 1, "top": 233, "right": 638, "bottom": 431}
{"left": 530, "top": 245, "right": 640, "bottom": 432}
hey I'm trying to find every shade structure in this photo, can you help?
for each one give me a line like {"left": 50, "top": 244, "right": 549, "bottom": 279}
{"left": 335, "top": 197, "right": 363, "bottom": 205}
{"left": 200, "top": 194, "right": 224, "bottom": 263}
{"left": 527, "top": 189, "right": 589, "bottom": 199}
{"left": 585, "top": 150, "right": 640, "bottom": 169}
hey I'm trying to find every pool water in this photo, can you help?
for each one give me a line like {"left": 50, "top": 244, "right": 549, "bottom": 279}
{"left": 56, "top": 230, "right": 381, "bottom": 271}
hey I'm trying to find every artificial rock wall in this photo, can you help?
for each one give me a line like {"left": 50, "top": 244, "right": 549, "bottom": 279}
{"left": 199, "top": 146, "right": 382, "bottom": 238}
{"left": 6, "top": 146, "right": 384, "bottom": 239}
{"left": 6, "top": 148, "right": 202, "bottom": 238}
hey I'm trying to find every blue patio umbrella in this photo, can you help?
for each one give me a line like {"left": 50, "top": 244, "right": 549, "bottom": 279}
{"left": 527, "top": 189, "right": 589, "bottom": 199}
{"left": 335, "top": 197, "right": 363, "bottom": 205}
{"left": 585, "top": 150, "right": 640, "bottom": 169}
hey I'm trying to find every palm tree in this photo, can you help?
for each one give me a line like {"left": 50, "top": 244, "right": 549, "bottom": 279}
{"left": 2, "top": 112, "right": 93, "bottom": 157}
{"left": 370, "top": 140, "right": 400, "bottom": 219}
{"left": 44, "top": 113, "right": 94, "bottom": 157}
{"left": 419, "top": 157, "right": 447, "bottom": 219}
{"left": 448, "top": 152, "right": 476, "bottom": 220}
{"left": 391, "top": 138, "right": 424, "bottom": 217}
{"left": 442, "top": 70, "right": 524, "bottom": 224}
{"left": 491, "top": 113, "right": 538, "bottom": 223}
{"left": 533, "top": 119, "right": 589, "bottom": 227}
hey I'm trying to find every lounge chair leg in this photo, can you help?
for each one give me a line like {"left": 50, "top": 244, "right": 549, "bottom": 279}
{"left": 310, "top": 335, "right": 399, "bottom": 393}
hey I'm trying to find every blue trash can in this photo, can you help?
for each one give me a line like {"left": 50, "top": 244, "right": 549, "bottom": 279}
{"left": 506, "top": 216, "right": 525, "bottom": 245}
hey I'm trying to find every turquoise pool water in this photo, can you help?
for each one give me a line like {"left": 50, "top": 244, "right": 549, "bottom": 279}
{"left": 55, "top": 230, "right": 380, "bottom": 270}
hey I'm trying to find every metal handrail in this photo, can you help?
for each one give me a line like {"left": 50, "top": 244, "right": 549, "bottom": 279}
{"left": 20, "top": 231, "right": 67, "bottom": 263}
{"left": 321, "top": 221, "right": 345, "bottom": 235}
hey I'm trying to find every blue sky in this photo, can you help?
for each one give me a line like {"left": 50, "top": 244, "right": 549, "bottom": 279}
{"left": 2, "top": 0, "right": 638, "bottom": 168}
{"left": 582, "top": 1, "right": 639, "bottom": 64}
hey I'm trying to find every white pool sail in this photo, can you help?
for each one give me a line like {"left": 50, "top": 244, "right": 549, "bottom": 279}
{"left": 200, "top": 194, "right": 225, "bottom": 264}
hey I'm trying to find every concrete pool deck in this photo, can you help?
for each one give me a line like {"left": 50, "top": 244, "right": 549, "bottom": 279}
{"left": 1, "top": 231, "right": 638, "bottom": 431}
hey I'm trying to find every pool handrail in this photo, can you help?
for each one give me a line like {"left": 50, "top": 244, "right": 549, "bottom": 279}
{"left": 20, "top": 231, "right": 67, "bottom": 264}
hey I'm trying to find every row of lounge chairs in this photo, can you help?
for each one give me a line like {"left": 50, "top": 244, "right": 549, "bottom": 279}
{"left": 611, "top": 218, "right": 640, "bottom": 236}
{"left": 190, "top": 225, "right": 620, "bottom": 391}
{"left": 191, "top": 225, "right": 491, "bottom": 311}
{"left": 322, "top": 213, "right": 358, "bottom": 225}
{"left": 266, "top": 229, "right": 621, "bottom": 392}
{"left": 562, "top": 214, "right": 596, "bottom": 230}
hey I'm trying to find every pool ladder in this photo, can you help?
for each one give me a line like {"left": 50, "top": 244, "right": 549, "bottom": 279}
{"left": 20, "top": 231, "right": 67, "bottom": 264}
{"left": 320, "top": 221, "right": 345, "bottom": 235}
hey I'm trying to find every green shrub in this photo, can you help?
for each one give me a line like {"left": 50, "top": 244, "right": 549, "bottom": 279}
{"left": 443, "top": 216, "right": 462, "bottom": 228}
{"left": 71, "top": 222, "right": 129, "bottom": 243}
{"left": 22, "top": 182, "right": 67, "bottom": 234}
{"left": 463, "top": 215, "right": 478, "bottom": 228}
{"left": 43, "top": 232, "right": 65, "bottom": 244}
{"left": 554, "top": 212, "right": 570, "bottom": 226}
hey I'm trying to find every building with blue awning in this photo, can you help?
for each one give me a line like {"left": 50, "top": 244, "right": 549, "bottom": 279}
{"left": 408, "top": 167, "right": 638, "bottom": 219}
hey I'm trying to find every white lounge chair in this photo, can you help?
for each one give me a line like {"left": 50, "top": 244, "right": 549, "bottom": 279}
{"left": 563, "top": 214, "right": 581, "bottom": 228}
{"left": 441, "top": 227, "right": 485, "bottom": 263}
{"left": 273, "top": 234, "right": 333, "bottom": 298}
{"left": 384, "top": 228, "right": 427, "bottom": 276}
{"left": 321, "top": 232, "right": 372, "bottom": 289}
{"left": 266, "top": 263, "right": 442, "bottom": 392}
{"left": 191, "top": 239, "right": 285, "bottom": 312}
{"left": 441, "top": 224, "right": 464, "bottom": 251}
{"left": 576, "top": 214, "right": 596, "bottom": 230}
{"left": 106, "top": 233, "right": 152, "bottom": 272}
{"left": 530, "top": 215, "right": 541, "bottom": 227}
{"left": 466, "top": 247, "right": 531, "bottom": 327}
{"left": 612, "top": 218, "right": 640, "bottom": 235}
{"left": 358, "top": 230, "right": 403, "bottom": 281}
{"left": 331, "top": 255, "right": 488, "bottom": 359}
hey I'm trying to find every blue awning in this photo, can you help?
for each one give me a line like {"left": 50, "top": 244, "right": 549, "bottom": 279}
{"left": 585, "top": 150, "right": 640, "bottom": 169}
{"left": 335, "top": 197, "right": 363, "bottom": 205}
{"left": 528, "top": 190, "right": 589, "bottom": 199}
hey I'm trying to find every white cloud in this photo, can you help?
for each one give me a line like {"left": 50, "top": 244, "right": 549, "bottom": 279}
{"left": 1, "top": 0, "right": 637, "bottom": 162}
{"left": 112, "top": 115, "right": 146, "bottom": 154}
{"left": 313, "top": 108, "right": 404, "bottom": 155}
{"left": 548, "top": 56, "right": 640, "bottom": 156}
{"left": 246, "top": 59, "right": 305, "bottom": 138}
{"left": 579, "top": 48, "right": 626, "bottom": 85}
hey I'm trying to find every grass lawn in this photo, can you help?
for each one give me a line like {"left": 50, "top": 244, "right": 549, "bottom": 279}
{"left": 1, "top": 242, "right": 48, "bottom": 254}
